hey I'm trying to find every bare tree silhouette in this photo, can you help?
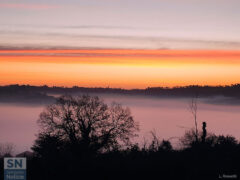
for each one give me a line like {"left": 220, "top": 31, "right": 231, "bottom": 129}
{"left": 0, "top": 143, "right": 14, "bottom": 157}
{"left": 36, "top": 95, "right": 139, "bottom": 153}
{"left": 189, "top": 95, "right": 199, "bottom": 142}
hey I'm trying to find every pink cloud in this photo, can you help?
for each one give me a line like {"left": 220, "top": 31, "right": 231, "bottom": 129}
{"left": 0, "top": 3, "right": 60, "bottom": 10}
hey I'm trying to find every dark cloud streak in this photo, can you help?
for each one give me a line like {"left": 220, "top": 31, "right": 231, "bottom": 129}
{"left": 0, "top": 3, "right": 60, "bottom": 10}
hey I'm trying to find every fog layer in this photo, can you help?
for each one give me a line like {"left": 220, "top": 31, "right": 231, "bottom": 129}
{"left": 0, "top": 95, "right": 239, "bottom": 153}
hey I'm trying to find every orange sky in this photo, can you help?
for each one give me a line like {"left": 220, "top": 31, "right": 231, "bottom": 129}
{"left": 1, "top": 49, "right": 240, "bottom": 89}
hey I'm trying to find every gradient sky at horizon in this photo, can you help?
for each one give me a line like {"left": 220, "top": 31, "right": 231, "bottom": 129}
{"left": 1, "top": 0, "right": 240, "bottom": 88}
{"left": 1, "top": 49, "right": 240, "bottom": 88}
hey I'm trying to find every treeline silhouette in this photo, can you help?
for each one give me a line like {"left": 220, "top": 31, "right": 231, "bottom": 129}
{"left": 1, "top": 84, "right": 240, "bottom": 104}
{"left": 1, "top": 95, "right": 240, "bottom": 180}
{"left": 27, "top": 133, "right": 240, "bottom": 180}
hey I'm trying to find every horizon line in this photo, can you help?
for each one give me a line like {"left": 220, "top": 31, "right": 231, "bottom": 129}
{"left": 2, "top": 83, "right": 240, "bottom": 90}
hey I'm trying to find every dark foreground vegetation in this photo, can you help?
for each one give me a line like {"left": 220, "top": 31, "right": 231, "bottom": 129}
{"left": 1, "top": 95, "right": 240, "bottom": 180}
{"left": 23, "top": 133, "right": 240, "bottom": 180}
{"left": 1, "top": 135, "right": 240, "bottom": 180}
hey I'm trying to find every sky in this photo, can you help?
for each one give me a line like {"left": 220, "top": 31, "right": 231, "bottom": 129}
{"left": 1, "top": 0, "right": 240, "bottom": 88}
{"left": 1, "top": 0, "right": 240, "bottom": 49}
{"left": 1, "top": 49, "right": 240, "bottom": 88}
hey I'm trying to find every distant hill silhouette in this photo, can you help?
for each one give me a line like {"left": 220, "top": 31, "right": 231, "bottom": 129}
{"left": 0, "top": 84, "right": 240, "bottom": 104}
